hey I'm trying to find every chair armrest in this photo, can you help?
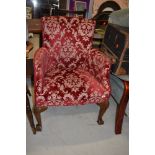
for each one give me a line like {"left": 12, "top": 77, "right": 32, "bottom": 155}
{"left": 87, "top": 48, "right": 112, "bottom": 84}
{"left": 34, "top": 47, "right": 51, "bottom": 94}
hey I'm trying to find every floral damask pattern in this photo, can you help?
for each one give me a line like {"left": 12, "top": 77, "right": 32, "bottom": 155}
{"left": 34, "top": 16, "right": 112, "bottom": 107}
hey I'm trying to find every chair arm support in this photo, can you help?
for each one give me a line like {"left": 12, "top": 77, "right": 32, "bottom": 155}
{"left": 87, "top": 48, "right": 112, "bottom": 83}
{"left": 34, "top": 47, "right": 50, "bottom": 94}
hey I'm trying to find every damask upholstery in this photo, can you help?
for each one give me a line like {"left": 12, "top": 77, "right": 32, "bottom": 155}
{"left": 34, "top": 16, "right": 112, "bottom": 107}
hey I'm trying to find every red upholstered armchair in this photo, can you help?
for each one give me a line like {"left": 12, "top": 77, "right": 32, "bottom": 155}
{"left": 33, "top": 16, "right": 112, "bottom": 131}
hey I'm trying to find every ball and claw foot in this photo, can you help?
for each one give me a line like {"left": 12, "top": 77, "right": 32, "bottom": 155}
{"left": 97, "top": 118, "right": 104, "bottom": 125}
{"left": 36, "top": 124, "right": 42, "bottom": 131}
{"left": 32, "top": 128, "right": 36, "bottom": 134}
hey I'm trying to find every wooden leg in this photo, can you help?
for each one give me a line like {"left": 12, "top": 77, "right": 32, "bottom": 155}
{"left": 97, "top": 101, "right": 109, "bottom": 125}
{"left": 26, "top": 94, "right": 36, "bottom": 134}
{"left": 115, "top": 81, "right": 129, "bottom": 134}
{"left": 33, "top": 105, "right": 48, "bottom": 132}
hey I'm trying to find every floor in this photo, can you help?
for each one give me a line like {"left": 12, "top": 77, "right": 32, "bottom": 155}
{"left": 26, "top": 34, "right": 129, "bottom": 155}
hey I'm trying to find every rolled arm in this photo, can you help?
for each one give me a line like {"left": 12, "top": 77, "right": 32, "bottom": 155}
{"left": 87, "top": 48, "right": 112, "bottom": 83}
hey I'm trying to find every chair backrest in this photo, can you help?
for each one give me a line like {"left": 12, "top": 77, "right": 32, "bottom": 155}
{"left": 54, "top": 9, "right": 86, "bottom": 18}
{"left": 41, "top": 16, "right": 95, "bottom": 51}
{"left": 41, "top": 16, "right": 96, "bottom": 70}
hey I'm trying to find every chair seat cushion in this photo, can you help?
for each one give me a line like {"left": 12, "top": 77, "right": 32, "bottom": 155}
{"left": 36, "top": 69, "right": 111, "bottom": 107}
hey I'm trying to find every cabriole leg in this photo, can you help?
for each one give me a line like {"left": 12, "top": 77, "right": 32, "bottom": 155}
{"left": 97, "top": 101, "right": 109, "bottom": 125}
{"left": 33, "top": 105, "right": 48, "bottom": 132}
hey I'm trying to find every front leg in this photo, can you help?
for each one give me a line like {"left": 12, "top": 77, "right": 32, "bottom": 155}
{"left": 97, "top": 101, "right": 109, "bottom": 125}
{"left": 33, "top": 105, "right": 48, "bottom": 132}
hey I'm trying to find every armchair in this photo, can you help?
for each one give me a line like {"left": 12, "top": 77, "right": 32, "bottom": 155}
{"left": 33, "top": 16, "right": 112, "bottom": 132}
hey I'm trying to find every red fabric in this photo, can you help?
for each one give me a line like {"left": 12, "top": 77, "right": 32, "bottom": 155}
{"left": 34, "top": 16, "right": 112, "bottom": 107}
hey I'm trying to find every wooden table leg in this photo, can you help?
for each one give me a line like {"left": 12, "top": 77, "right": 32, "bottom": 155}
{"left": 26, "top": 86, "right": 36, "bottom": 134}
{"left": 115, "top": 80, "right": 129, "bottom": 134}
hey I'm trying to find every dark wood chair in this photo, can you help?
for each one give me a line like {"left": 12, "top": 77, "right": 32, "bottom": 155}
{"left": 54, "top": 9, "right": 87, "bottom": 18}
{"left": 93, "top": 11, "right": 111, "bottom": 29}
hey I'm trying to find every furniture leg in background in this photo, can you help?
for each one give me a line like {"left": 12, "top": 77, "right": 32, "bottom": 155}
{"left": 26, "top": 85, "right": 36, "bottom": 134}
{"left": 115, "top": 80, "right": 129, "bottom": 134}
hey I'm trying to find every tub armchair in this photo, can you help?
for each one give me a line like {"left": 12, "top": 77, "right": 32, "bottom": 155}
{"left": 33, "top": 16, "right": 112, "bottom": 131}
